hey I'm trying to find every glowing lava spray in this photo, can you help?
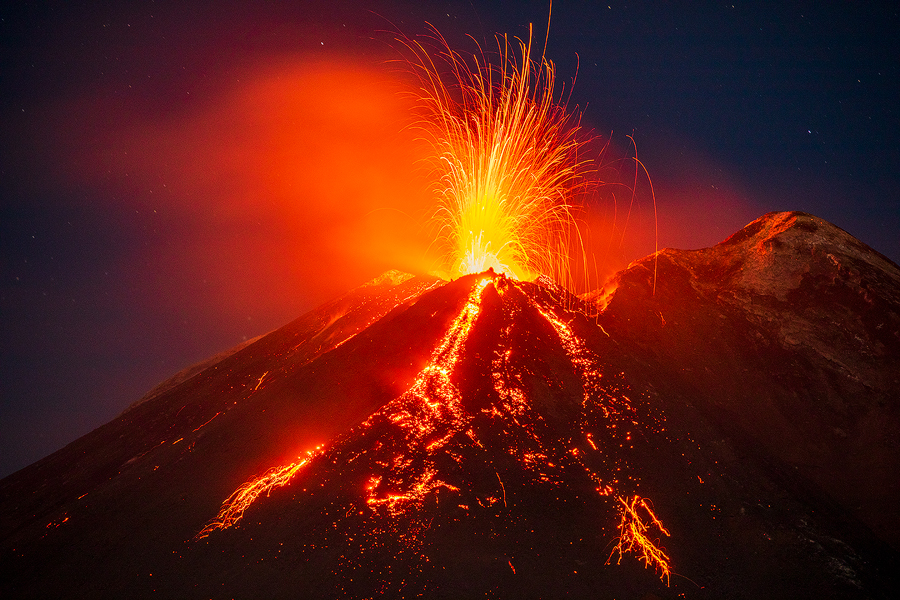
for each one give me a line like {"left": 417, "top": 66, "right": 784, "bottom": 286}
{"left": 403, "top": 25, "right": 590, "bottom": 286}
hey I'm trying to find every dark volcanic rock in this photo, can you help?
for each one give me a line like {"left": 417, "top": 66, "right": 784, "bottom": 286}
{"left": 598, "top": 211, "right": 900, "bottom": 551}
{"left": 1, "top": 212, "right": 897, "bottom": 599}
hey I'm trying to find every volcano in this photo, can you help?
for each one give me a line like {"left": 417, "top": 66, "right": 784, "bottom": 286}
{"left": 2, "top": 211, "right": 898, "bottom": 599}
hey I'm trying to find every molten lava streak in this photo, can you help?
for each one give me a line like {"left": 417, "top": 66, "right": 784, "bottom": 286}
{"left": 194, "top": 446, "right": 322, "bottom": 541}
{"left": 609, "top": 495, "right": 672, "bottom": 584}
{"left": 405, "top": 27, "right": 589, "bottom": 284}
{"left": 363, "top": 277, "right": 491, "bottom": 513}
{"left": 195, "top": 278, "right": 490, "bottom": 536}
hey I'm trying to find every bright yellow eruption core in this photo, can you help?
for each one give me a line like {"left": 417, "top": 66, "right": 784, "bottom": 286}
{"left": 406, "top": 26, "right": 589, "bottom": 284}
{"left": 455, "top": 195, "right": 527, "bottom": 280}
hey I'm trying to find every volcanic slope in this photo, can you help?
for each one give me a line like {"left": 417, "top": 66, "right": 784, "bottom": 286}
{"left": 2, "top": 212, "right": 898, "bottom": 599}
{"left": 596, "top": 211, "right": 900, "bottom": 550}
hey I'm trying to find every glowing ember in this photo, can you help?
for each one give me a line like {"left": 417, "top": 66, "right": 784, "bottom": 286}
{"left": 365, "top": 469, "right": 459, "bottom": 517}
{"left": 608, "top": 494, "right": 672, "bottom": 584}
{"left": 404, "top": 26, "right": 589, "bottom": 284}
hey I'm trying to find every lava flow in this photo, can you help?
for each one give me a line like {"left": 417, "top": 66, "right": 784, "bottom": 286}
{"left": 194, "top": 272, "right": 673, "bottom": 584}
{"left": 193, "top": 446, "right": 322, "bottom": 541}
{"left": 609, "top": 494, "right": 672, "bottom": 584}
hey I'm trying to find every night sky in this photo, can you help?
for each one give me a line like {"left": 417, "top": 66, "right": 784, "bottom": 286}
{"left": 2, "top": 1, "right": 897, "bottom": 478}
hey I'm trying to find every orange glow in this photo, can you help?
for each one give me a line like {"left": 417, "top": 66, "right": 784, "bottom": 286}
{"left": 50, "top": 56, "right": 436, "bottom": 325}
{"left": 404, "top": 27, "right": 589, "bottom": 284}
{"left": 608, "top": 495, "right": 672, "bottom": 584}
{"left": 578, "top": 131, "right": 761, "bottom": 289}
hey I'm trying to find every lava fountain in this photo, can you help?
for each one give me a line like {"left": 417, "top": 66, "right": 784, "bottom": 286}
{"left": 403, "top": 26, "right": 590, "bottom": 287}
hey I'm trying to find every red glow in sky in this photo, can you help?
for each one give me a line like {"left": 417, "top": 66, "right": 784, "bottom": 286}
{"left": 52, "top": 55, "right": 438, "bottom": 327}
{"left": 48, "top": 48, "right": 730, "bottom": 326}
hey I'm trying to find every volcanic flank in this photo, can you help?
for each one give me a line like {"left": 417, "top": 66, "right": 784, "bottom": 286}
{"left": 1, "top": 212, "right": 899, "bottom": 599}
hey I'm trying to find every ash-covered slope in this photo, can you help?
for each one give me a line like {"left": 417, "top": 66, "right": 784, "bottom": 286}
{"left": 598, "top": 211, "right": 900, "bottom": 551}
{"left": 1, "top": 213, "right": 898, "bottom": 599}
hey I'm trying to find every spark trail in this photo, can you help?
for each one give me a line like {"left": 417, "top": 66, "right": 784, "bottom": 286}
{"left": 403, "top": 26, "right": 590, "bottom": 286}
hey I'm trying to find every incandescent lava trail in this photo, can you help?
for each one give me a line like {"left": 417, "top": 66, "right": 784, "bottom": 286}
{"left": 195, "top": 272, "right": 672, "bottom": 583}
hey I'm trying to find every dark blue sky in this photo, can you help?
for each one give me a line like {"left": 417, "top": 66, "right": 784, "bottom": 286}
{"left": 2, "top": 1, "right": 897, "bottom": 478}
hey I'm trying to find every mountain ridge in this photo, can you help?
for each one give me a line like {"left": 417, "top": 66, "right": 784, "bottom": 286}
{"left": 599, "top": 211, "right": 900, "bottom": 550}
